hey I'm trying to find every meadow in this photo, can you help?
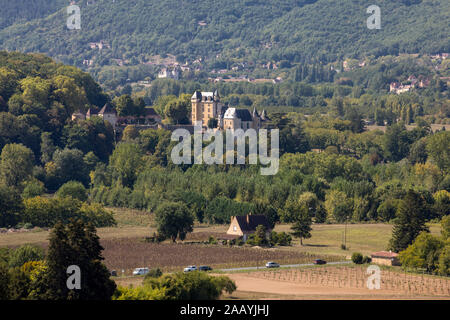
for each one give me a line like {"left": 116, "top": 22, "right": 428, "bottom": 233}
{"left": 0, "top": 207, "right": 443, "bottom": 273}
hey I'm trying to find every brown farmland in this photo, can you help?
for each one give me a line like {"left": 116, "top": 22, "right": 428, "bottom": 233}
{"left": 100, "top": 238, "right": 342, "bottom": 274}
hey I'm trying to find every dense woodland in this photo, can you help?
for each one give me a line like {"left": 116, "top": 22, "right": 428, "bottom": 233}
{"left": 0, "top": 52, "right": 447, "bottom": 234}
{"left": 0, "top": 0, "right": 448, "bottom": 82}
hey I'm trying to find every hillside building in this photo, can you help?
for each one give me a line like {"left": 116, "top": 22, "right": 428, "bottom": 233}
{"left": 191, "top": 90, "right": 269, "bottom": 130}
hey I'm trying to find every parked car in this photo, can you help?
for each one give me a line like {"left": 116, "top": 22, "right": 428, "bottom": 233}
{"left": 265, "top": 262, "right": 280, "bottom": 268}
{"left": 183, "top": 265, "right": 197, "bottom": 272}
{"left": 314, "top": 259, "right": 327, "bottom": 265}
{"left": 132, "top": 267, "right": 149, "bottom": 276}
{"left": 199, "top": 266, "right": 212, "bottom": 271}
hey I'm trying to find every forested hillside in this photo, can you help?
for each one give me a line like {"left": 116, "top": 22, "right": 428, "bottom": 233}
{"left": 0, "top": 0, "right": 67, "bottom": 29}
{"left": 0, "top": 0, "right": 448, "bottom": 69}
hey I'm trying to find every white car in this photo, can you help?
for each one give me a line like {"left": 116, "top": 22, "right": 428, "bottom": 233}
{"left": 133, "top": 267, "right": 149, "bottom": 276}
{"left": 183, "top": 265, "right": 197, "bottom": 272}
{"left": 265, "top": 262, "right": 280, "bottom": 268}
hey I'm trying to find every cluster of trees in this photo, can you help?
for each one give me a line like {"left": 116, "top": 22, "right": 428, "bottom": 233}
{"left": 397, "top": 216, "right": 449, "bottom": 275}
{"left": 114, "top": 271, "right": 236, "bottom": 300}
{"left": 0, "top": 177, "right": 116, "bottom": 228}
{"left": 0, "top": 52, "right": 116, "bottom": 194}
{"left": 246, "top": 225, "right": 292, "bottom": 247}
{"left": 0, "top": 220, "right": 116, "bottom": 300}
{"left": 90, "top": 124, "right": 449, "bottom": 230}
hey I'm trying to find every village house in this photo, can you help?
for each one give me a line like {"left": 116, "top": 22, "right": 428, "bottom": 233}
{"left": 116, "top": 108, "right": 162, "bottom": 127}
{"left": 371, "top": 251, "right": 401, "bottom": 266}
{"left": 158, "top": 66, "right": 181, "bottom": 80}
{"left": 226, "top": 214, "right": 273, "bottom": 241}
{"left": 390, "top": 75, "right": 430, "bottom": 94}
{"left": 72, "top": 104, "right": 161, "bottom": 129}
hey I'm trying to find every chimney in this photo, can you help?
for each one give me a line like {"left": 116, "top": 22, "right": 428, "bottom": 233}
{"left": 246, "top": 214, "right": 250, "bottom": 225}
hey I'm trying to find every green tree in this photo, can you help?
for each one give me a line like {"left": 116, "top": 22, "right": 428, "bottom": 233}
{"left": 290, "top": 206, "right": 312, "bottom": 245}
{"left": 408, "top": 137, "right": 428, "bottom": 165}
{"left": 142, "top": 271, "right": 235, "bottom": 300}
{"left": 0, "top": 184, "right": 23, "bottom": 227}
{"left": 441, "top": 215, "right": 450, "bottom": 240}
{"left": 351, "top": 252, "right": 363, "bottom": 264}
{"left": 122, "top": 125, "right": 140, "bottom": 141}
{"left": 164, "top": 98, "right": 189, "bottom": 124}
{"left": 113, "top": 94, "right": 135, "bottom": 116}
{"left": 383, "top": 123, "right": 411, "bottom": 162}
{"left": 389, "top": 190, "right": 430, "bottom": 252}
{"left": 0, "top": 143, "right": 34, "bottom": 188}
{"left": 426, "top": 131, "right": 450, "bottom": 173}
{"left": 155, "top": 202, "right": 194, "bottom": 242}
{"left": 324, "top": 190, "right": 353, "bottom": 223}
{"left": 398, "top": 232, "right": 445, "bottom": 273}
{"left": 42, "top": 220, "right": 116, "bottom": 300}
{"left": 438, "top": 246, "right": 450, "bottom": 276}
{"left": 109, "top": 142, "right": 144, "bottom": 188}
{"left": 254, "top": 224, "right": 268, "bottom": 246}
{"left": 9, "top": 244, "right": 45, "bottom": 268}
{"left": 345, "top": 107, "right": 365, "bottom": 133}
{"left": 56, "top": 181, "right": 88, "bottom": 202}
{"left": 433, "top": 190, "right": 450, "bottom": 219}
{"left": 40, "top": 132, "right": 56, "bottom": 164}
{"left": 0, "top": 262, "right": 10, "bottom": 300}
{"left": 47, "top": 148, "right": 89, "bottom": 190}
{"left": 377, "top": 198, "right": 400, "bottom": 222}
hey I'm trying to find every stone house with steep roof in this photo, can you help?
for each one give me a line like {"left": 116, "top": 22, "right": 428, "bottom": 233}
{"left": 226, "top": 214, "right": 272, "bottom": 241}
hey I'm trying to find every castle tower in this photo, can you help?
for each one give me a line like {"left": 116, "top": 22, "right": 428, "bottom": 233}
{"left": 191, "top": 90, "right": 222, "bottom": 127}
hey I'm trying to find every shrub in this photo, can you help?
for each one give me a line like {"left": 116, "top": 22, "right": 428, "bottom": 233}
{"left": 9, "top": 245, "right": 45, "bottom": 268}
{"left": 23, "top": 196, "right": 116, "bottom": 228}
{"left": 56, "top": 181, "right": 88, "bottom": 202}
{"left": 22, "top": 180, "right": 45, "bottom": 199}
{"left": 145, "top": 268, "right": 163, "bottom": 279}
{"left": 351, "top": 252, "right": 364, "bottom": 264}
{"left": 269, "top": 231, "right": 292, "bottom": 246}
{"left": 362, "top": 256, "right": 372, "bottom": 264}
{"left": 208, "top": 236, "right": 218, "bottom": 245}
{"left": 79, "top": 203, "right": 116, "bottom": 227}
{"left": 276, "top": 232, "right": 292, "bottom": 246}
{"left": 143, "top": 272, "right": 236, "bottom": 300}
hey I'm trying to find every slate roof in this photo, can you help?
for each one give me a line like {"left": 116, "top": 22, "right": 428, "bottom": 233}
{"left": 235, "top": 109, "right": 253, "bottom": 121}
{"left": 234, "top": 214, "right": 272, "bottom": 232}
{"left": 371, "top": 251, "right": 399, "bottom": 259}
{"left": 191, "top": 90, "right": 219, "bottom": 100}
{"left": 99, "top": 103, "right": 116, "bottom": 115}
{"left": 86, "top": 108, "right": 98, "bottom": 116}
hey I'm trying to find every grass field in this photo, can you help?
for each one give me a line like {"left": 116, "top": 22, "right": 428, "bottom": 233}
{"left": 0, "top": 207, "right": 443, "bottom": 273}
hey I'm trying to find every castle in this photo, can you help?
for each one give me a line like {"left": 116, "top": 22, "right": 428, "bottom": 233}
{"left": 191, "top": 90, "right": 269, "bottom": 130}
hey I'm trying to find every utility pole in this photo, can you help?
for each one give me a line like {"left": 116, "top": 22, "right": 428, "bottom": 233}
{"left": 344, "top": 217, "right": 348, "bottom": 249}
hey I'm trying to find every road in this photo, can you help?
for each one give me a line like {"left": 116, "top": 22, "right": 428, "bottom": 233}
{"left": 218, "top": 260, "right": 352, "bottom": 272}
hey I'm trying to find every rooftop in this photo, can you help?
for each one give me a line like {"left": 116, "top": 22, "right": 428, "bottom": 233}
{"left": 371, "top": 251, "right": 399, "bottom": 259}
